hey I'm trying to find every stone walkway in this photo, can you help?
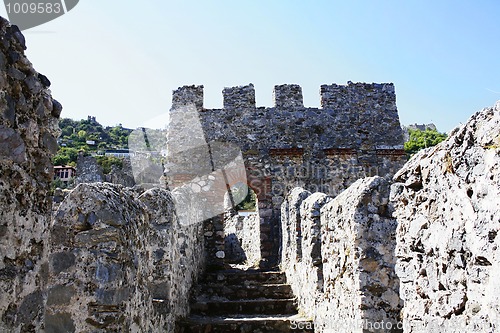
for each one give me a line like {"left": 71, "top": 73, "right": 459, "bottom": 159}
{"left": 176, "top": 268, "right": 314, "bottom": 332}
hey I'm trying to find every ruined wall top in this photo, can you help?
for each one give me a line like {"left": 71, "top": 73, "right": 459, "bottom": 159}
{"left": 273, "top": 84, "right": 303, "bottom": 109}
{"left": 223, "top": 84, "right": 256, "bottom": 110}
{"left": 172, "top": 84, "right": 204, "bottom": 110}
{"left": 169, "top": 82, "right": 403, "bottom": 151}
{"left": 171, "top": 82, "right": 396, "bottom": 111}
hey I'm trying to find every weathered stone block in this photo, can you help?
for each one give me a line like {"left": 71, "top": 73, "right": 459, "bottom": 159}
{"left": 50, "top": 251, "right": 75, "bottom": 274}
{"left": 45, "top": 312, "right": 76, "bottom": 333}
{"left": 16, "top": 291, "right": 43, "bottom": 327}
{"left": 172, "top": 85, "right": 203, "bottom": 110}
{"left": 281, "top": 177, "right": 401, "bottom": 332}
{"left": 47, "top": 183, "right": 205, "bottom": 332}
{"left": 47, "top": 285, "right": 76, "bottom": 306}
{"left": 0, "top": 125, "right": 26, "bottom": 163}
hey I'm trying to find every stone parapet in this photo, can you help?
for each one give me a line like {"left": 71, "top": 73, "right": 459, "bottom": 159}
{"left": 46, "top": 183, "right": 205, "bottom": 332}
{"left": 281, "top": 177, "right": 402, "bottom": 333}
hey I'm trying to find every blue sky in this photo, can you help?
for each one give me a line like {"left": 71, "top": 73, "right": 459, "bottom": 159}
{"left": 3, "top": 1, "right": 500, "bottom": 132}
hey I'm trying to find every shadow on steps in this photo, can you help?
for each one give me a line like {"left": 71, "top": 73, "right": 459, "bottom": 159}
{"left": 176, "top": 268, "right": 314, "bottom": 332}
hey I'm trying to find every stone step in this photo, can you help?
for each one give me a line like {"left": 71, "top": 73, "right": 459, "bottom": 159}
{"left": 177, "top": 314, "right": 315, "bottom": 333}
{"left": 190, "top": 298, "right": 298, "bottom": 316}
{"left": 202, "top": 269, "right": 286, "bottom": 285}
{"left": 178, "top": 269, "right": 307, "bottom": 331}
{"left": 196, "top": 283, "right": 294, "bottom": 300}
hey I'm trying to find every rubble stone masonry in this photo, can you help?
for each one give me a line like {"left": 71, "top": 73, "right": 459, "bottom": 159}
{"left": 0, "top": 17, "right": 61, "bottom": 332}
{"left": 391, "top": 102, "right": 500, "bottom": 332}
{"left": 167, "top": 83, "right": 406, "bottom": 267}
{"left": 3, "top": 12, "right": 498, "bottom": 333}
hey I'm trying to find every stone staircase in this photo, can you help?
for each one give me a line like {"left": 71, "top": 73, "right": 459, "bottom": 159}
{"left": 176, "top": 268, "right": 314, "bottom": 332}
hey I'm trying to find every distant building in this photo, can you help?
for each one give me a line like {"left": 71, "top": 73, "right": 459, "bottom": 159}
{"left": 401, "top": 123, "right": 438, "bottom": 142}
{"left": 104, "top": 149, "right": 134, "bottom": 158}
{"left": 54, "top": 166, "right": 76, "bottom": 182}
{"left": 134, "top": 150, "right": 161, "bottom": 158}
{"left": 238, "top": 210, "right": 258, "bottom": 217}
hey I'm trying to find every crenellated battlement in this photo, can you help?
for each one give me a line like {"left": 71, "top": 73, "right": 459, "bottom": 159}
{"left": 320, "top": 82, "right": 395, "bottom": 109}
{"left": 273, "top": 84, "right": 304, "bottom": 109}
{"left": 168, "top": 81, "right": 404, "bottom": 156}
{"left": 172, "top": 85, "right": 204, "bottom": 110}
{"left": 167, "top": 81, "right": 406, "bottom": 268}
{"left": 223, "top": 84, "right": 256, "bottom": 110}
{"left": 171, "top": 82, "right": 396, "bottom": 111}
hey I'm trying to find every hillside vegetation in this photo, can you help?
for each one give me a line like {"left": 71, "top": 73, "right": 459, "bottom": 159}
{"left": 404, "top": 128, "right": 447, "bottom": 156}
{"left": 53, "top": 117, "right": 133, "bottom": 167}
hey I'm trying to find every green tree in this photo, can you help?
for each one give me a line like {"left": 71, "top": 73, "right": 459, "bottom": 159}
{"left": 236, "top": 188, "right": 257, "bottom": 211}
{"left": 52, "top": 154, "right": 69, "bottom": 166}
{"left": 61, "top": 125, "right": 74, "bottom": 137}
{"left": 98, "top": 142, "right": 108, "bottom": 150}
{"left": 51, "top": 178, "right": 64, "bottom": 191}
{"left": 52, "top": 147, "right": 80, "bottom": 166}
{"left": 404, "top": 129, "right": 447, "bottom": 156}
{"left": 96, "top": 156, "right": 123, "bottom": 174}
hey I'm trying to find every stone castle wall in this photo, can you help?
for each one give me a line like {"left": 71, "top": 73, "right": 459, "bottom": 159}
{"left": 46, "top": 183, "right": 205, "bottom": 332}
{"left": 169, "top": 83, "right": 405, "bottom": 193}
{"left": 6, "top": 11, "right": 499, "bottom": 331}
{"left": 279, "top": 100, "right": 500, "bottom": 332}
{"left": 281, "top": 177, "right": 402, "bottom": 333}
{"left": 76, "top": 153, "right": 136, "bottom": 188}
{"left": 167, "top": 83, "right": 407, "bottom": 267}
{"left": 0, "top": 19, "right": 208, "bottom": 333}
{"left": 224, "top": 212, "right": 261, "bottom": 266}
{"left": 0, "top": 17, "right": 62, "bottom": 332}
{"left": 75, "top": 153, "right": 104, "bottom": 184}
{"left": 391, "top": 102, "right": 500, "bottom": 332}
